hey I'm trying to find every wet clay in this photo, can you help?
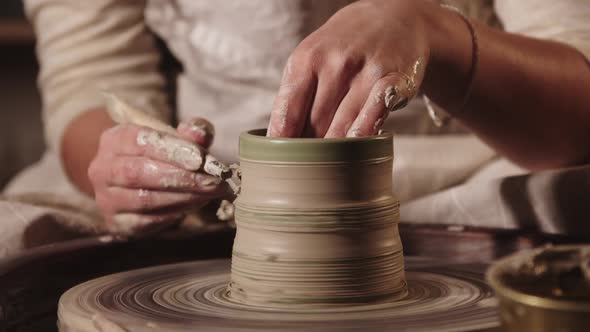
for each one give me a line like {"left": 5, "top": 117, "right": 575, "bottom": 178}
{"left": 501, "top": 246, "right": 590, "bottom": 300}
{"left": 57, "top": 258, "right": 499, "bottom": 331}
{"left": 228, "top": 129, "right": 405, "bottom": 307}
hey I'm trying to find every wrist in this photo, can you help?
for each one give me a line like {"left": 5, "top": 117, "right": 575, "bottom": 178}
{"left": 61, "top": 109, "right": 114, "bottom": 196}
{"left": 420, "top": 2, "right": 476, "bottom": 113}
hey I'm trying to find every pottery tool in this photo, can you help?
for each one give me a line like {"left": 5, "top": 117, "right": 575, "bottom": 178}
{"left": 57, "top": 258, "right": 499, "bottom": 331}
{"left": 103, "top": 93, "right": 241, "bottom": 194}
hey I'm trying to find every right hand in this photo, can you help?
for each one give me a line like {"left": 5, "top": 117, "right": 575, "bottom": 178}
{"left": 88, "top": 118, "right": 227, "bottom": 236}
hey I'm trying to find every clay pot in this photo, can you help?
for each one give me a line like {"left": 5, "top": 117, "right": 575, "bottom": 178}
{"left": 228, "top": 129, "right": 405, "bottom": 307}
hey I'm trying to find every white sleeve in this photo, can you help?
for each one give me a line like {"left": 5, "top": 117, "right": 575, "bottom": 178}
{"left": 24, "top": 0, "right": 171, "bottom": 154}
{"left": 495, "top": 0, "right": 590, "bottom": 59}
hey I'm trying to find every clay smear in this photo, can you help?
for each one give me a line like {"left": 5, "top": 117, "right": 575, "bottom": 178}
{"left": 137, "top": 129, "right": 204, "bottom": 171}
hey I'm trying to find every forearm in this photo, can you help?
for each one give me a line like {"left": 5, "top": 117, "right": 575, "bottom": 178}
{"left": 422, "top": 4, "right": 590, "bottom": 169}
{"left": 26, "top": 0, "right": 170, "bottom": 195}
{"left": 61, "top": 109, "right": 115, "bottom": 196}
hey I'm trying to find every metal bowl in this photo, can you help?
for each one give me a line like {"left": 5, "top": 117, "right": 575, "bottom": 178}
{"left": 487, "top": 245, "right": 590, "bottom": 332}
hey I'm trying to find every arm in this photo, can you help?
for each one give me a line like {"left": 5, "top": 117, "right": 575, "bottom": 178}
{"left": 61, "top": 108, "right": 113, "bottom": 195}
{"left": 268, "top": 0, "right": 590, "bottom": 170}
{"left": 25, "top": 0, "right": 170, "bottom": 195}
{"left": 423, "top": 2, "right": 590, "bottom": 170}
{"left": 26, "top": 0, "right": 226, "bottom": 235}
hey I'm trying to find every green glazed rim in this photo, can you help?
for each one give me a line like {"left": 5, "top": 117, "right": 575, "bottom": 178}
{"left": 239, "top": 129, "right": 393, "bottom": 162}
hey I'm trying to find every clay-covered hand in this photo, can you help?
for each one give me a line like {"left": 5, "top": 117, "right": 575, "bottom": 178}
{"left": 88, "top": 118, "right": 226, "bottom": 236}
{"left": 268, "top": 0, "right": 429, "bottom": 138}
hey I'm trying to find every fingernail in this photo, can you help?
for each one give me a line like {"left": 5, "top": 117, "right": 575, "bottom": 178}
{"left": 137, "top": 129, "right": 203, "bottom": 170}
{"left": 178, "top": 118, "right": 215, "bottom": 140}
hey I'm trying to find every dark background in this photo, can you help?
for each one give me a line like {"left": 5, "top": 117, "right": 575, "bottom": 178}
{"left": 0, "top": 0, "right": 44, "bottom": 189}
{"left": 0, "top": 0, "right": 25, "bottom": 18}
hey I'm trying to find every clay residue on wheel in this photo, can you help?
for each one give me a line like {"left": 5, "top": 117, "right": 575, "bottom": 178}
{"left": 57, "top": 259, "right": 499, "bottom": 331}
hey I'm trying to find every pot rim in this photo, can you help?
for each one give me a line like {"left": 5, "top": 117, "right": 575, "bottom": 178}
{"left": 486, "top": 244, "right": 590, "bottom": 312}
{"left": 239, "top": 129, "right": 394, "bottom": 162}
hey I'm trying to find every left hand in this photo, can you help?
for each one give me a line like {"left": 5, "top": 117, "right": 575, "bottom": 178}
{"left": 267, "top": 0, "right": 431, "bottom": 138}
{"left": 88, "top": 117, "right": 227, "bottom": 236}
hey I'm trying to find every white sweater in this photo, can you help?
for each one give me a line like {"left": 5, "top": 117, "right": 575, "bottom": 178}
{"left": 2, "top": 0, "right": 589, "bottom": 252}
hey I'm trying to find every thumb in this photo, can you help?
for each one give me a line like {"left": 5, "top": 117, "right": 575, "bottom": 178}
{"left": 176, "top": 117, "right": 215, "bottom": 149}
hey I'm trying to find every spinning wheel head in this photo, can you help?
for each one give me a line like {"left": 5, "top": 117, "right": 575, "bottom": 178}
{"left": 58, "top": 258, "right": 499, "bottom": 331}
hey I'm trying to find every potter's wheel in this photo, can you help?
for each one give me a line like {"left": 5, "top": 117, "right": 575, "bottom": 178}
{"left": 4, "top": 225, "right": 583, "bottom": 331}
{"left": 59, "top": 257, "right": 498, "bottom": 331}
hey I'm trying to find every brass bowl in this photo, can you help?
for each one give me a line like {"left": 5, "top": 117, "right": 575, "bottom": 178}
{"left": 486, "top": 245, "right": 590, "bottom": 332}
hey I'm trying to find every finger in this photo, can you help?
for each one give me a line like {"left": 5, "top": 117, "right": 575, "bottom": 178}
{"left": 101, "top": 187, "right": 214, "bottom": 213}
{"left": 267, "top": 56, "right": 317, "bottom": 137}
{"left": 108, "top": 212, "right": 185, "bottom": 236}
{"left": 346, "top": 72, "right": 416, "bottom": 137}
{"left": 100, "top": 124, "right": 205, "bottom": 171}
{"left": 324, "top": 78, "right": 372, "bottom": 138}
{"left": 302, "top": 57, "right": 358, "bottom": 137}
{"left": 106, "top": 156, "right": 223, "bottom": 193}
{"left": 177, "top": 117, "right": 215, "bottom": 149}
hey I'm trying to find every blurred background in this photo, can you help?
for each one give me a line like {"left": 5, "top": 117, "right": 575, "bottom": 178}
{"left": 0, "top": 0, "right": 44, "bottom": 189}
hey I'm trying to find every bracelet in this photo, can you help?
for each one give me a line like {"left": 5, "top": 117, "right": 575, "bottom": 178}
{"left": 425, "top": 4, "right": 479, "bottom": 128}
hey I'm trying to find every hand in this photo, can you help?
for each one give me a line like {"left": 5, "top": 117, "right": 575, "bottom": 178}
{"left": 268, "top": 0, "right": 430, "bottom": 138}
{"left": 88, "top": 118, "right": 227, "bottom": 236}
